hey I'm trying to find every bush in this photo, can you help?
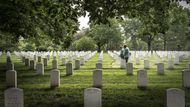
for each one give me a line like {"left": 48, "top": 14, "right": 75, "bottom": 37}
{"left": 70, "top": 37, "right": 96, "bottom": 51}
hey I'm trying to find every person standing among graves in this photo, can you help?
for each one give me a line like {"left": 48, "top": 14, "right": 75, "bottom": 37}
{"left": 120, "top": 44, "right": 130, "bottom": 63}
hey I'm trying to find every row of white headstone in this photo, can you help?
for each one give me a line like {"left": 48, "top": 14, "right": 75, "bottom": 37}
{"left": 3, "top": 87, "right": 186, "bottom": 107}
{"left": 1, "top": 53, "right": 190, "bottom": 107}
{"left": 85, "top": 51, "right": 104, "bottom": 107}
{"left": 84, "top": 87, "right": 188, "bottom": 107}
{"left": 108, "top": 51, "right": 190, "bottom": 70}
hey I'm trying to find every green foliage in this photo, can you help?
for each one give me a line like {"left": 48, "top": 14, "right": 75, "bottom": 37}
{"left": 88, "top": 19, "right": 123, "bottom": 51}
{"left": 18, "top": 39, "right": 36, "bottom": 51}
{"left": 165, "top": 4, "right": 190, "bottom": 50}
{"left": 70, "top": 37, "right": 96, "bottom": 51}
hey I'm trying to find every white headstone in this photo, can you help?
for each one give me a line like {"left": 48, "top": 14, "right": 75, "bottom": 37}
{"left": 36, "top": 63, "right": 44, "bottom": 75}
{"left": 5, "top": 88, "right": 24, "bottom": 107}
{"left": 43, "top": 58, "right": 48, "bottom": 66}
{"left": 136, "top": 57, "right": 140, "bottom": 65}
{"left": 30, "top": 60, "right": 36, "bottom": 70}
{"left": 66, "top": 62, "right": 73, "bottom": 76}
{"left": 137, "top": 69, "right": 147, "bottom": 88}
{"left": 61, "top": 58, "right": 66, "bottom": 66}
{"left": 167, "top": 88, "right": 185, "bottom": 107}
{"left": 120, "top": 59, "right": 126, "bottom": 68}
{"left": 174, "top": 56, "right": 179, "bottom": 65}
{"left": 188, "top": 62, "right": 190, "bottom": 69}
{"left": 37, "top": 56, "right": 41, "bottom": 62}
{"left": 24, "top": 58, "right": 30, "bottom": 67}
{"left": 6, "top": 70, "right": 17, "bottom": 88}
{"left": 84, "top": 88, "right": 102, "bottom": 107}
{"left": 126, "top": 63, "right": 133, "bottom": 75}
{"left": 80, "top": 57, "right": 85, "bottom": 65}
{"left": 144, "top": 60, "right": 150, "bottom": 69}
{"left": 75, "top": 59, "right": 80, "bottom": 70}
{"left": 50, "top": 69, "right": 60, "bottom": 88}
{"left": 96, "top": 63, "right": 102, "bottom": 69}
{"left": 157, "top": 63, "right": 164, "bottom": 75}
{"left": 168, "top": 59, "right": 174, "bottom": 69}
{"left": 182, "top": 69, "right": 190, "bottom": 88}
{"left": 52, "top": 59, "right": 58, "bottom": 69}
{"left": 93, "top": 69, "right": 102, "bottom": 88}
{"left": 7, "top": 63, "right": 14, "bottom": 71}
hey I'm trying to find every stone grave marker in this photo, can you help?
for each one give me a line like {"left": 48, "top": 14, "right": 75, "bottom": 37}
{"left": 168, "top": 59, "right": 174, "bottom": 69}
{"left": 7, "top": 63, "right": 14, "bottom": 71}
{"left": 84, "top": 88, "right": 101, "bottom": 107}
{"left": 157, "top": 63, "right": 164, "bottom": 75}
{"left": 30, "top": 60, "right": 36, "bottom": 70}
{"left": 50, "top": 69, "right": 60, "bottom": 88}
{"left": 182, "top": 69, "right": 190, "bottom": 88}
{"left": 93, "top": 69, "right": 102, "bottom": 88}
{"left": 144, "top": 60, "right": 150, "bottom": 69}
{"left": 24, "top": 58, "right": 30, "bottom": 67}
{"left": 96, "top": 63, "right": 102, "bottom": 69}
{"left": 5, "top": 88, "right": 24, "bottom": 107}
{"left": 126, "top": 63, "right": 133, "bottom": 75}
{"left": 167, "top": 88, "right": 185, "bottom": 107}
{"left": 52, "top": 59, "right": 58, "bottom": 69}
{"left": 66, "top": 62, "right": 73, "bottom": 76}
{"left": 75, "top": 59, "right": 80, "bottom": 70}
{"left": 61, "top": 57, "right": 66, "bottom": 66}
{"left": 36, "top": 63, "right": 44, "bottom": 75}
{"left": 43, "top": 58, "right": 48, "bottom": 66}
{"left": 6, "top": 70, "right": 17, "bottom": 88}
{"left": 137, "top": 69, "right": 148, "bottom": 89}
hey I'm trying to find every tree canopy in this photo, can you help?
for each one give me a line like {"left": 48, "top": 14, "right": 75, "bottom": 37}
{"left": 0, "top": 0, "right": 190, "bottom": 51}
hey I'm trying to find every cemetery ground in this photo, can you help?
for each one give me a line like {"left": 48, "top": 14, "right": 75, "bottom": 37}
{"left": 0, "top": 53, "right": 190, "bottom": 107}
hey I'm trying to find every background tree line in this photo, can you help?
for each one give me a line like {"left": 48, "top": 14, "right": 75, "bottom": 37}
{"left": 0, "top": 0, "right": 189, "bottom": 51}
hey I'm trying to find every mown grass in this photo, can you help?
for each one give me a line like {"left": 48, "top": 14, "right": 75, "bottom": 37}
{"left": 0, "top": 52, "right": 190, "bottom": 107}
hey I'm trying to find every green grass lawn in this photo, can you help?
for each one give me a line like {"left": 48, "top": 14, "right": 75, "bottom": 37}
{"left": 0, "top": 53, "right": 190, "bottom": 107}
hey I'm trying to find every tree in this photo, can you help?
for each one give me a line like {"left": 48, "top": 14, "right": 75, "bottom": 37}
{"left": 120, "top": 18, "right": 142, "bottom": 50}
{"left": 88, "top": 19, "right": 123, "bottom": 52}
{"left": 70, "top": 37, "right": 96, "bottom": 51}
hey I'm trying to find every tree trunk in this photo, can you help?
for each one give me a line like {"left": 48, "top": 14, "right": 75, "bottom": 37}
{"left": 163, "top": 36, "right": 167, "bottom": 51}
{"left": 147, "top": 40, "right": 151, "bottom": 52}
{"left": 97, "top": 42, "right": 101, "bottom": 53}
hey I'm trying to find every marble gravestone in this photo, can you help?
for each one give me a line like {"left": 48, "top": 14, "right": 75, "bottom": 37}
{"left": 66, "top": 62, "right": 73, "bottom": 76}
{"left": 36, "top": 63, "right": 44, "bottom": 75}
{"left": 80, "top": 57, "right": 85, "bottom": 65}
{"left": 43, "top": 58, "right": 48, "bottom": 66}
{"left": 157, "top": 63, "right": 164, "bottom": 75}
{"left": 30, "top": 60, "right": 36, "bottom": 70}
{"left": 168, "top": 59, "right": 174, "bottom": 69}
{"left": 182, "top": 69, "right": 190, "bottom": 88}
{"left": 84, "top": 88, "right": 102, "bottom": 107}
{"left": 167, "top": 88, "right": 185, "bottom": 107}
{"left": 137, "top": 69, "right": 148, "bottom": 89}
{"left": 7, "top": 63, "right": 14, "bottom": 71}
{"left": 144, "top": 60, "right": 150, "bottom": 69}
{"left": 50, "top": 69, "right": 60, "bottom": 88}
{"left": 188, "top": 62, "right": 190, "bottom": 69}
{"left": 61, "top": 57, "right": 66, "bottom": 66}
{"left": 96, "top": 63, "right": 102, "bottom": 69}
{"left": 126, "top": 63, "right": 133, "bottom": 75}
{"left": 5, "top": 88, "right": 24, "bottom": 107}
{"left": 24, "top": 58, "right": 30, "bottom": 67}
{"left": 136, "top": 57, "right": 140, "bottom": 65}
{"left": 6, "top": 70, "right": 17, "bottom": 88}
{"left": 52, "top": 59, "right": 58, "bottom": 69}
{"left": 75, "top": 59, "right": 80, "bottom": 70}
{"left": 93, "top": 69, "right": 102, "bottom": 88}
